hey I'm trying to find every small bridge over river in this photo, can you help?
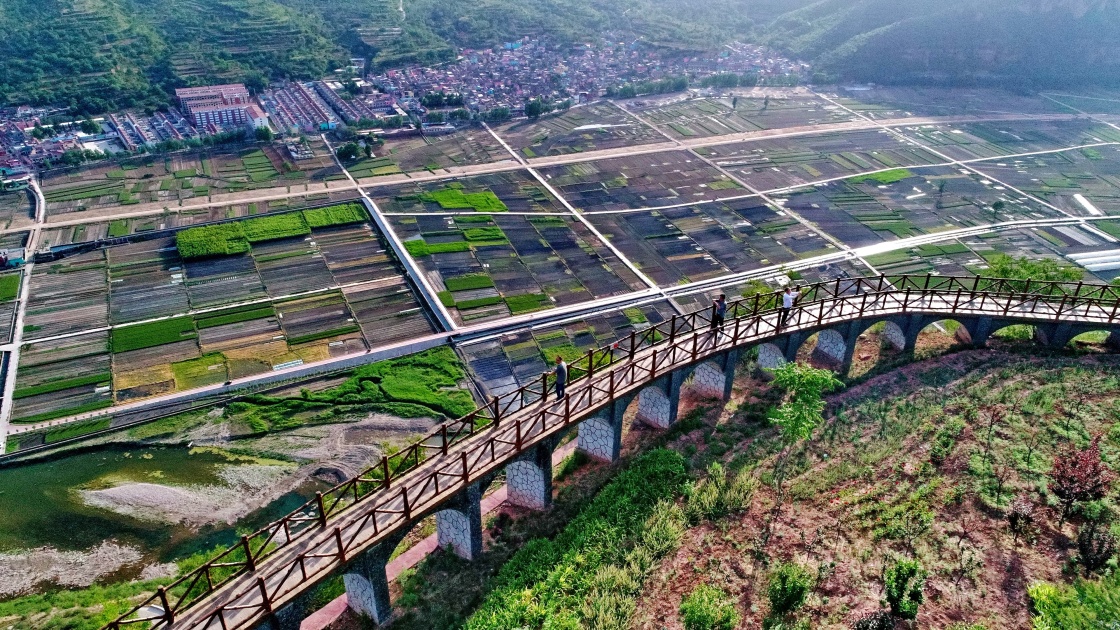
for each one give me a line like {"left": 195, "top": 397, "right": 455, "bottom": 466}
{"left": 106, "top": 275, "right": 1120, "bottom": 630}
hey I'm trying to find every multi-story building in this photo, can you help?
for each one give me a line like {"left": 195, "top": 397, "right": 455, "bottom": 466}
{"left": 175, "top": 84, "right": 252, "bottom": 128}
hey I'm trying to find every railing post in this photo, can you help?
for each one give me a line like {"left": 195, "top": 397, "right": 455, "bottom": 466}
{"left": 732, "top": 310, "right": 741, "bottom": 341}
{"left": 540, "top": 371, "right": 548, "bottom": 403}
{"left": 586, "top": 348, "right": 595, "bottom": 380}
{"left": 903, "top": 287, "right": 911, "bottom": 312}
{"left": 157, "top": 587, "right": 173, "bottom": 622}
{"left": 242, "top": 535, "right": 256, "bottom": 572}
{"left": 564, "top": 390, "right": 571, "bottom": 423}
{"left": 753, "top": 292, "right": 761, "bottom": 315}
{"left": 1055, "top": 295, "right": 1068, "bottom": 321}
{"left": 609, "top": 368, "right": 615, "bottom": 400}
{"left": 402, "top": 487, "right": 412, "bottom": 520}
{"left": 382, "top": 457, "right": 391, "bottom": 489}
{"left": 924, "top": 273, "right": 931, "bottom": 290}
{"left": 515, "top": 418, "right": 522, "bottom": 450}
{"left": 461, "top": 451, "right": 469, "bottom": 482}
{"left": 669, "top": 315, "right": 678, "bottom": 344}
{"left": 441, "top": 425, "right": 449, "bottom": 455}
{"left": 629, "top": 330, "right": 637, "bottom": 362}
{"left": 334, "top": 527, "right": 347, "bottom": 563}
{"left": 692, "top": 328, "right": 699, "bottom": 360}
{"left": 650, "top": 348, "right": 658, "bottom": 379}
{"left": 492, "top": 395, "right": 501, "bottom": 428}
{"left": 257, "top": 576, "right": 272, "bottom": 614}
{"left": 316, "top": 492, "right": 328, "bottom": 528}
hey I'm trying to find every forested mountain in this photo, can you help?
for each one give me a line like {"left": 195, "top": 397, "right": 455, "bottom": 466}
{"left": 762, "top": 0, "right": 1120, "bottom": 88}
{"left": 0, "top": 0, "right": 761, "bottom": 114}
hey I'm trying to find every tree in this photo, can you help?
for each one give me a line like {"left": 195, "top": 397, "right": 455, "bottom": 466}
{"left": 992, "top": 199, "right": 1006, "bottom": 220}
{"left": 335, "top": 142, "right": 361, "bottom": 161}
{"left": 986, "top": 254, "right": 1081, "bottom": 283}
{"left": 254, "top": 126, "right": 274, "bottom": 142}
{"left": 883, "top": 558, "right": 926, "bottom": 620}
{"left": 79, "top": 119, "right": 100, "bottom": 134}
{"left": 1049, "top": 435, "right": 1115, "bottom": 525}
{"left": 524, "top": 98, "right": 545, "bottom": 120}
{"left": 767, "top": 362, "right": 843, "bottom": 445}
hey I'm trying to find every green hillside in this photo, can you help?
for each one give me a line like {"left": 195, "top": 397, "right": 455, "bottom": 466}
{"left": 763, "top": 0, "right": 1120, "bottom": 88}
{"left": 0, "top": 0, "right": 759, "bottom": 114}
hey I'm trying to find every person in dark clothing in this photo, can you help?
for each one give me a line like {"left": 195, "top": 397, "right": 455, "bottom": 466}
{"left": 554, "top": 356, "right": 568, "bottom": 400}
{"left": 710, "top": 293, "right": 727, "bottom": 335}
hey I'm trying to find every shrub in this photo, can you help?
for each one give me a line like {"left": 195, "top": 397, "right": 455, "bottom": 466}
{"left": 1008, "top": 494, "right": 1035, "bottom": 540}
{"left": 1028, "top": 573, "right": 1120, "bottom": 629}
{"left": 1049, "top": 435, "right": 1115, "bottom": 524}
{"left": 1076, "top": 506, "right": 1117, "bottom": 574}
{"left": 767, "top": 562, "right": 813, "bottom": 617}
{"left": 884, "top": 558, "right": 926, "bottom": 620}
{"left": 680, "top": 584, "right": 740, "bottom": 630}
{"left": 684, "top": 462, "right": 757, "bottom": 524}
{"left": 851, "top": 610, "right": 894, "bottom": 630}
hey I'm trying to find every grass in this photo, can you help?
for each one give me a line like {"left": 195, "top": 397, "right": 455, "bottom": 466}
{"left": 111, "top": 316, "right": 197, "bottom": 353}
{"left": 463, "top": 449, "right": 688, "bottom": 629}
{"left": 107, "top": 219, "right": 129, "bottom": 237}
{"left": 849, "top": 168, "right": 915, "bottom": 185}
{"left": 0, "top": 273, "right": 20, "bottom": 301}
{"left": 171, "top": 353, "right": 228, "bottom": 389}
{"left": 44, "top": 418, "right": 112, "bottom": 443}
{"left": 420, "top": 187, "right": 509, "bottom": 212}
{"left": 226, "top": 347, "right": 475, "bottom": 432}
{"left": 12, "top": 372, "right": 112, "bottom": 399}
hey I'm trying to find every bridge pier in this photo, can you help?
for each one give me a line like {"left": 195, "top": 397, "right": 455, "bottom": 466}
{"left": 343, "top": 532, "right": 405, "bottom": 626}
{"left": 810, "top": 328, "right": 848, "bottom": 372}
{"left": 435, "top": 482, "right": 484, "bottom": 560}
{"left": 687, "top": 350, "right": 740, "bottom": 400}
{"left": 1033, "top": 322, "right": 1077, "bottom": 348}
{"left": 507, "top": 442, "right": 554, "bottom": 510}
{"left": 756, "top": 342, "right": 787, "bottom": 371}
{"left": 881, "top": 321, "right": 906, "bottom": 352}
{"left": 578, "top": 396, "right": 630, "bottom": 462}
{"left": 635, "top": 372, "right": 684, "bottom": 429}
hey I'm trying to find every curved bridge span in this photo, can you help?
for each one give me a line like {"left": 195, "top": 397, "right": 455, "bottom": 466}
{"left": 107, "top": 275, "right": 1120, "bottom": 630}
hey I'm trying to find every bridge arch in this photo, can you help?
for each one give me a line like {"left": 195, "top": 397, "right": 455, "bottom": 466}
{"left": 796, "top": 328, "right": 848, "bottom": 371}
{"left": 755, "top": 342, "right": 786, "bottom": 370}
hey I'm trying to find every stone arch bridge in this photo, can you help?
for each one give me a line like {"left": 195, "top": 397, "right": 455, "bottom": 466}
{"left": 106, "top": 275, "right": 1120, "bottom": 630}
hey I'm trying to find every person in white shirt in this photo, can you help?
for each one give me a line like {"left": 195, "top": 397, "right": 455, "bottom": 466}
{"left": 779, "top": 285, "right": 801, "bottom": 328}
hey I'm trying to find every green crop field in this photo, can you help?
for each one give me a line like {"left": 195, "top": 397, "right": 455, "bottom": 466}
{"left": 303, "top": 203, "right": 367, "bottom": 228}
{"left": 111, "top": 317, "right": 197, "bottom": 353}
{"left": 849, "top": 169, "right": 915, "bottom": 185}
{"left": 506, "top": 292, "right": 551, "bottom": 314}
{"left": 195, "top": 305, "right": 276, "bottom": 329}
{"left": 241, "top": 213, "right": 311, "bottom": 242}
{"left": 13, "top": 372, "right": 112, "bottom": 399}
{"left": 444, "top": 274, "right": 495, "bottom": 292}
{"left": 420, "top": 188, "right": 509, "bottom": 212}
{"left": 0, "top": 273, "right": 20, "bottom": 301}
{"left": 176, "top": 224, "right": 251, "bottom": 258}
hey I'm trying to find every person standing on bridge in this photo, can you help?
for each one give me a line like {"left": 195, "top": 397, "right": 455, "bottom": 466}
{"left": 710, "top": 293, "right": 727, "bottom": 337}
{"left": 779, "top": 285, "right": 801, "bottom": 329}
{"left": 554, "top": 356, "right": 568, "bottom": 400}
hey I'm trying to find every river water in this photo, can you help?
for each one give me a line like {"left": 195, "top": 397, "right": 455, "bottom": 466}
{"left": 0, "top": 445, "right": 324, "bottom": 567}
